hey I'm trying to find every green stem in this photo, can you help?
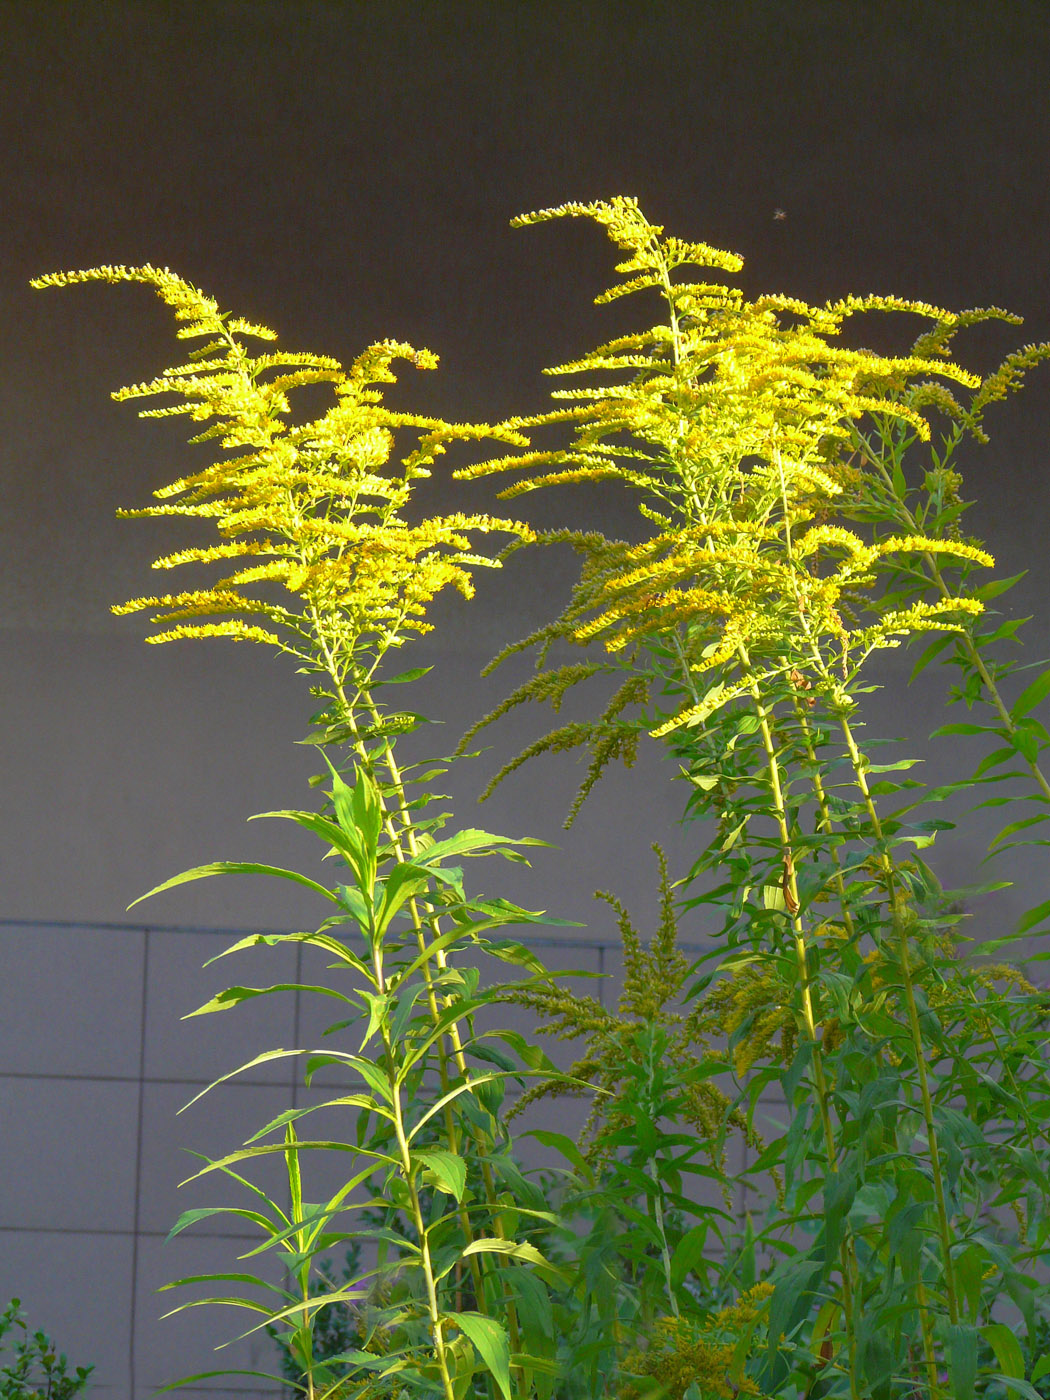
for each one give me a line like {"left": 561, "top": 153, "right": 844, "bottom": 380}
{"left": 838, "top": 713, "right": 961, "bottom": 1338}
{"left": 317, "top": 647, "right": 522, "bottom": 1363}
{"left": 366, "top": 705, "right": 523, "bottom": 1354}
{"left": 787, "top": 684, "right": 857, "bottom": 942}
{"left": 381, "top": 1022, "right": 457, "bottom": 1400}
{"left": 737, "top": 645, "right": 861, "bottom": 1400}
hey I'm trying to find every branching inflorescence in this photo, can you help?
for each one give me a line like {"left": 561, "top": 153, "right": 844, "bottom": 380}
{"left": 33, "top": 263, "right": 571, "bottom": 1400}
{"left": 450, "top": 197, "right": 1050, "bottom": 1400}
{"left": 33, "top": 263, "right": 533, "bottom": 749}
{"left": 33, "top": 202, "right": 1050, "bottom": 1400}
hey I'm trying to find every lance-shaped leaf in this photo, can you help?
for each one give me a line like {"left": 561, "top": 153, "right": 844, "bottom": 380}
{"left": 184, "top": 982, "right": 353, "bottom": 1018}
{"left": 445, "top": 1311, "right": 512, "bottom": 1400}
{"left": 127, "top": 860, "right": 339, "bottom": 911}
{"left": 414, "top": 1149, "right": 468, "bottom": 1203}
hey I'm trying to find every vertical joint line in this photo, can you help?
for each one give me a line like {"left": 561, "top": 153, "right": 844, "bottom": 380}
{"left": 128, "top": 927, "right": 151, "bottom": 1400}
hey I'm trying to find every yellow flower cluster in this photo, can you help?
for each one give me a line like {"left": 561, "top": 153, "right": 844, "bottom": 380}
{"left": 696, "top": 959, "right": 798, "bottom": 1078}
{"left": 620, "top": 1284, "right": 775, "bottom": 1400}
{"left": 455, "top": 198, "right": 997, "bottom": 785}
{"left": 461, "top": 199, "right": 981, "bottom": 509}
{"left": 33, "top": 264, "right": 532, "bottom": 713}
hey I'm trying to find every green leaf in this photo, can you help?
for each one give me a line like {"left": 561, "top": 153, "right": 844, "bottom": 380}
{"left": 243, "top": 1095, "right": 393, "bottom": 1142}
{"left": 358, "top": 989, "right": 394, "bottom": 1049}
{"left": 1016, "top": 898, "right": 1050, "bottom": 936}
{"left": 494, "top": 1030, "right": 560, "bottom": 1077}
{"left": 823, "top": 1165, "right": 858, "bottom": 1260}
{"left": 318, "top": 756, "right": 382, "bottom": 891}
{"left": 505, "top": 1268, "right": 556, "bottom": 1400}
{"left": 447, "top": 1311, "right": 512, "bottom": 1400}
{"left": 127, "top": 860, "right": 338, "bottom": 911}
{"left": 397, "top": 923, "right": 474, "bottom": 986}
{"left": 458, "top": 1238, "right": 568, "bottom": 1287}
{"left": 345, "top": 1055, "right": 396, "bottom": 1104}
{"left": 478, "top": 936, "right": 551, "bottom": 978}
{"left": 669, "top": 1225, "right": 710, "bottom": 1290}
{"left": 989, "top": 813, "right": 1050, "bottom": 852}
{"left": 334, "top": 883, "right": 373, "bottom": 928}
{"left": 891, "top": 453, "right": 906, "bottom": 497}
{"left": 380, "top": 665, "right": 434, "bottom": 685}
{"left": 948, "top": 1323, "right": 978, "bottom": 1400}
{"left": 158, "top": 1270, "right": 292, "bottom": 1300}
{"left": 415, "top": 1150, "right": 468, "bottom": 1203}
{"left": 165, "top": 1208, "right": 277, "bottom": 1242}
{"left": 993, "top": 1380, "right": 1047, "bottom": 1400}
{"left": 980, "top": 1323, "right": 1025, "bottom": 1381}
{"left": 158, "top": 1292, "right": 276, "bottom": 1320}
{"left": 1012, "top": 667, "right": 1050, "bottom": 719}
{"left": 409, "top": 1072, "right": 508, "bottom": 1138}
{"left": 184, "top": 982, "right": 349, "bottom": 1018}
{"left": 974, "top": 744, "right": 1022, "bottom": 778}
{"left": 931, "top": 722, "right": 1001, "bottom": 738}
{"left": 374, "top": 862, "right": 431, "bottom": 935}
{"left": 523, "top": 1129, "right": 591, "bottom": 1179}
{"left": 765, "top": 1257, "right": 824, "bottom": 1377}
{"left": 153, "top": 1369, "right": 290, "bottom": 1394}
{"left": 980, "top": 615, "right": 1032, "bottom": 646}
{"left": 177, "top": 1047, "right": 307, "bottom": 1113}
{"left": 415, "top": 828, "right": 548, "bottom": 867}
{"left": 973, "top": 570, "right": 1027, "bottom": 601}
{"left": 895, "top": 827, "right": 940, "bottom": 848}
{"left": 248, "top": 807, "right": 354, "bottom": 861}
{"left": 909, "top": 632, "right": 954, "bottom": 683}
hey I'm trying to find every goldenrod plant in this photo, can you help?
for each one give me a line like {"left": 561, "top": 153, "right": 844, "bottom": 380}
{"left": 454, "top": 198, "right": 1050, "bottom": 1400}
{"left": 33, "top": 198, "right": 1050, "bottom": 1400}
{"left": 32, "top": 265, "right": 573, "bottom": 1400}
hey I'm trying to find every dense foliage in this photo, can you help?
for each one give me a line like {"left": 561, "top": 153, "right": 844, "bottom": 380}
{"left": 0, "top": 1299, "right": 93, "bottom": 1400}
{"left": 33, "top": 196, "right": 1050, "bottom": 1400}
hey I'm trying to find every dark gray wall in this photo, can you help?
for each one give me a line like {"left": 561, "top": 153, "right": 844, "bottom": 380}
{"left": 2, "top": 3, "right": 1049, "bottom": 1395}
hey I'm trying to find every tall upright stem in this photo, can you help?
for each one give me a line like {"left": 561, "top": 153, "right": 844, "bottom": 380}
{"left": 838, "top": 713, "right": 961, "bottom": 1335}
{"left": 318, "top": 647, "right": 522, "bottom": 1362}
{"left": 736, "top": 645, "right": 860, "bottom": 1400}
{"left": 377, "top": 991, "right": 458, "bottom": 1400}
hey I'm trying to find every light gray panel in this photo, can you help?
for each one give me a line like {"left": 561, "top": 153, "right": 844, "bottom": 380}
{"left": 0, "top": 1229, "right": 133, "bottom": 1398}
{"left": 137, "top": 1079, "right": 299, "bottom": 1238}
{"left": 133, "top": 1232, "right": 287, "bottom": 1396}
{"left": 0, "top": 922, "right": 144, "bottom": 1076}
{"left": 0, "top": 1077, "right": 139, "bottom": 1231}
{"left": 144, "top": 928, "right": 299, "bottom": 1083}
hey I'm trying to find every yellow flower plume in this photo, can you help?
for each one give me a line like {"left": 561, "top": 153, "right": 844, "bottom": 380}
{"left": 33, "top": 264, "right": 533, "bottom": 724}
